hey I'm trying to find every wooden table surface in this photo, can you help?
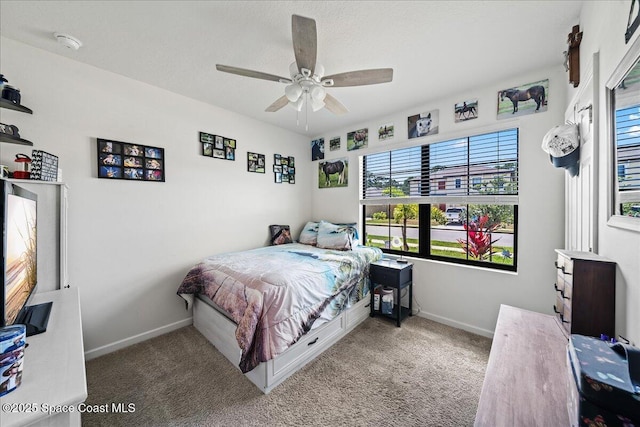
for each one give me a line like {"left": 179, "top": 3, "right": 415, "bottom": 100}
{"left": 474, "top": 304, "right": 570, "bottom": 427}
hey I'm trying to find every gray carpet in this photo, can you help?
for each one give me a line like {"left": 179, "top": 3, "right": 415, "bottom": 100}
{"left": 84, "top": 316, "right": 491, "bottom": 426}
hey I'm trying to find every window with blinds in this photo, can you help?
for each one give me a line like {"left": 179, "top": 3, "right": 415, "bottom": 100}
{"left": 361, "top": 128, "right": 519, "bottom": 271}
{"left": 362, "top": 128, "right": 519, "bottom": 204}
{"left": 615, "top": 105, "right": 640, "bottom": 217}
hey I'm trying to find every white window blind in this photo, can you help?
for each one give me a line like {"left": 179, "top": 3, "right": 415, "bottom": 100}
{"left": 361, "top": 128, "right": 519, "bottom": 205}
{"left": 616, "top": 105, "right": 640, "bottom": 203}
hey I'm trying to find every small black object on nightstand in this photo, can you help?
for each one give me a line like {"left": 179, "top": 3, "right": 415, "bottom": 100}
{"left": 369, "top": 259, "right": 413, "bottom": 327}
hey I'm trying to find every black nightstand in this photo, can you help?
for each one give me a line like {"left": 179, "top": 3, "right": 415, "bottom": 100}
{"left": 369, "top": 259, "right": 413, "bottom": 327}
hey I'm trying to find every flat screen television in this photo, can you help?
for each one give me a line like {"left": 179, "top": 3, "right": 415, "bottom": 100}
{"left": 0, "top": 179, "right": 51, "bottom": 335}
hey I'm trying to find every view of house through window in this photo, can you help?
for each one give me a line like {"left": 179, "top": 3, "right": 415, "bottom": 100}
{"left": 362, "top": 128, "right": 518, "bottom": 271}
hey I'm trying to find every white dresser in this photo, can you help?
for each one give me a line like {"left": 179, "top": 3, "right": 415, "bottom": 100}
{"left": 0, "top": 288, "right": 86, "bottom": 427}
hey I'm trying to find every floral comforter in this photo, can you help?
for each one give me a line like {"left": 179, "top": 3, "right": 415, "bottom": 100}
{"left": 177, "top": 243, "right": 382, "bottom": 373}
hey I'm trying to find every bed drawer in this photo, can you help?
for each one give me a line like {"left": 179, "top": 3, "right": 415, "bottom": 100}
{"left": 345, "top": 298, "right": 371, "bottom": 331}
{"left": 271, "top": 313, "right": 345, "bottom": 379}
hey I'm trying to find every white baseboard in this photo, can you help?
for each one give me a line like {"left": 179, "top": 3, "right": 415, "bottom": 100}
{"left": 84, "top": 317, "right": 193, "bottom": 360}
{"left": 415, "top": 311, "right": 494, "bottom": 339}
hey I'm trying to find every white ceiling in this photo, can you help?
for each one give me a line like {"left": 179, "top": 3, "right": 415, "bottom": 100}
{"left": 0, "top": 1, "right": 584, "bottom": 136}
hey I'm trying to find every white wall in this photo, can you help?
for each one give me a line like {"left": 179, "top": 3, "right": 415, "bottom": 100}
{"left": 574, "top": 1, "right": 640, "bottom": 345}
{"left": 0, "top": 37, "right": 310, "bottom": 357}
{"left": 310, "top": 66, "right": 568, "bottom": 336}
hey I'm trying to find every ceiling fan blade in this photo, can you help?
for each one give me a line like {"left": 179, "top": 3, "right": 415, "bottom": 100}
{"left": 324, "top": 93, "right": 348, "bottom": 115}
{"left": 323, "top": 68, "right": 393, "bottom": 87}
{"left": 265, "top": 95, "right": 290, "bottom": 112}
{"left": 216, "top": 64, "right": 291, "bottom": 83}
{"left": 292, "top": 15, "right": 317, "bottom": 74}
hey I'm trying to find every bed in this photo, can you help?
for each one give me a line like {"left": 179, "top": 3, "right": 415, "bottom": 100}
{"left": 177, "top": 239, "right": 382, "bottom": 393}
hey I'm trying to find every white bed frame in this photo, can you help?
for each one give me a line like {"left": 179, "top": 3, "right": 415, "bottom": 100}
{"left": 193, "top": 295, "right": 371, "bottom": 394}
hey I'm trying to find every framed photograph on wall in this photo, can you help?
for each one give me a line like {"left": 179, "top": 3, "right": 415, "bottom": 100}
{"left": 497, "top": 79, "right": 548, "bottom": 119}
{"left": 329, "top": 136, "right": 341, "bottom": 151}
{"left": 200, "top": 132, "right": 236, "bottom": 160}
{"left": 408, "top": 110, "right": 439, "bottom": 139}
{"left": 214, "top": 135, "right": 224, "bottom": 150}
{"left": 311, "top": 138, "right": 325, "bottom": 160}
{"left": 274, "top": 154, "right": 295, "bottom": 184}
{"left": 98, "top": 138, "right": 165, "bottom": 182}
{"left": 454, "top": 99, "right": 478, "bottom": 122}
{"left": 378, "top": 123, "right": 394, "bottom": 141}
{"left": 347, "top": 128, "right": 368, "bottom": 151}
{"left": 318, "top": 157, "right": 348, "bottom": 188}
{"left": 247, "top": 152, "right": 266, "bottom": 173}
{"left": 202, "top": 142, "right": 213, "bottom": 157}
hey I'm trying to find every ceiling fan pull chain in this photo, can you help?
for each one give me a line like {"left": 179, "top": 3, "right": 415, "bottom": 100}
{"left": 305, "top": 93, "right": 309, "bottom": 131}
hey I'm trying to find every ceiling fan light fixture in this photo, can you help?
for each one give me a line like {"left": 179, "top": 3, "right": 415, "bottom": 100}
{"left": 314, "top": 64, "right": 325, "bottom": 79}
{"left": 310, "top": 85, "right": 326, "bottom": 102}
{"left": 289, "top": 97, "right": 304, "bottom": 112}
{"left": 285, "top": 83, "right": 303, "bottom": 102}
{"left": 310, "top": 98, "right": 325, "bottom": 112}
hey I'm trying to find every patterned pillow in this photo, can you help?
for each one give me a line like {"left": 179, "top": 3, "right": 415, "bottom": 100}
{"left": 269, "top": 225, "right": 293, "bottom": 245}
{"left": 316, "top": 220, "right": 353, "bottom": 250}
{"left": 336, "top": 222, "right": 360, "bottom": 247}
{"left": 298, "top": 221, "right": 319, "bottom": 245}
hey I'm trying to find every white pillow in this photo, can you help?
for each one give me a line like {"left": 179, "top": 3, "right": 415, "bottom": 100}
{"left": 298, "top": 221, "right": 319, "bottom": 245}
{"left": 316, "top": 221, "right": 352, "bottom": 250}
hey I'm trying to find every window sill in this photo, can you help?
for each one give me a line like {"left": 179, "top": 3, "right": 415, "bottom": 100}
{"left": 607, "top": 215, "right": 640, "bottom": 233}
{"left": 385, "top": 254, "right": 518, "bottom": 275}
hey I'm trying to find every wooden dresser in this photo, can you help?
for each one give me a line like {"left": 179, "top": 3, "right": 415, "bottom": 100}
{"left": 553, "top": 249, "right": 616, "bottom": 338}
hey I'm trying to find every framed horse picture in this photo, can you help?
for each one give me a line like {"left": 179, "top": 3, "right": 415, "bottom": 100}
{"left": 454, "top": 99, "right": 478, "bottom": 122}
{"left": 497, "top": 79, "right": 549, "bottom": 119}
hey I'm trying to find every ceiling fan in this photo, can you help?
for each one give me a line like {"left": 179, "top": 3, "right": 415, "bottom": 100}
{"left": 216, "top": 14, "right": 393, "bottom": 127}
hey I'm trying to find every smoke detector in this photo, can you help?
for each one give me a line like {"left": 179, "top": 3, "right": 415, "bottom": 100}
{"left": 53, "top": 32, "right": 82, "bottom": 50}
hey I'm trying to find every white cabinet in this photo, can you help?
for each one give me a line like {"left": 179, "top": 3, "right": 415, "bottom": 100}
{"left": 0, "top": 288, "right": 87, "bottom": 427}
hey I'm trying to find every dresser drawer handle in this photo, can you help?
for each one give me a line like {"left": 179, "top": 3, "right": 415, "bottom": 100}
{"left": 561, "top": 291, "right": 570, "bottom": 300}
{"left": 364, "top": 303, "right": 371, "bottom": 308}
{"left": 554, "top": 283, "right": 560, "bottom": 292}
{"left": 560, "top": 266, "right": 572, "bottom": 275}
{"left": 307, "top": 337, "right": 319, "bottom": 346}
{"left": 553, "top": 304, "right": 561, "bottom": 314}
{"left": 560, "top": 314, "right": 570, "bottom": 324}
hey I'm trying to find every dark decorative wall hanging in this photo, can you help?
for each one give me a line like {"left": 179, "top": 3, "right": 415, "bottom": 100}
{"left": 565, "top": 25, "right": 583, "bottom": 87}
{"left": 97, "top": 138, "right": 165, "bottom": 181}
{"left": 329, "top": 136, "right": 341, "bottom": 151}
{"left": 200, "top": 131, "right": 235, "bottom": 160}
{"left": 247, "top": 152, "right": 265, "bottom": 173}
{"left": 273, "top": 154, "right": 295, "bottom": 184}
{"left": 311, "top": 138, "right": 324, "bottom": 160}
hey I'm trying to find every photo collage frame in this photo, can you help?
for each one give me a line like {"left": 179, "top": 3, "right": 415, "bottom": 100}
{"left": 274, "top": 154, "right": 295, "bottom": 184}
{"left": 97, "top": 138, "right": 165, "bottom": 181}
{"left": 200, "top": 131, "right": 236, "bottom": 160}
{"left": 247, "top": 152, "right": 266, "bottom": 173}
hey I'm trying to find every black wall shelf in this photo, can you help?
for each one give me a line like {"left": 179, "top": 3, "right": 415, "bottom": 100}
{"left": 0, "top": 98, "right": 33, "bottom": 114}
{"left": 0, "top": 133, "right": 33, "bottom": 146}
{"left": 1, "top": 96, "right": 35, "bottom": 145}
